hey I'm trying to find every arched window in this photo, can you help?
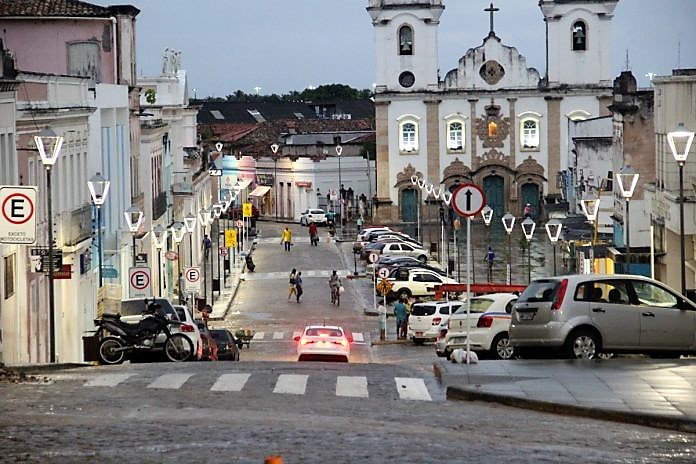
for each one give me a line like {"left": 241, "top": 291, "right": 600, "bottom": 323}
{"left": 572, "top": 21, "right": 587, "bottom": 51}
{"left": 447, "top": 121, "right": 464, "bottom": 152}
{"left": 521, "top": 119, "right": 540, "bottom": 150}
{"left": 399, "top": 25, "right": 413, "bottom": 55}
{"left": 399, "top": 121, "right": 418, "bottom": 153}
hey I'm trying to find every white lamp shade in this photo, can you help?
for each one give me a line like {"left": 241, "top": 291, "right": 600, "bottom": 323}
{"left": 335, "top": 145, "right": 343, "bottom": 156}
{"left": 152, "top": 225, "right": 167, "bottom": 249}
{"left": 183, "top": 212, "right": 197, "bottom": 233}
{"left": 215, "top": 142, "right": 223, "bottom": 152}
{"left": 271, "top": 143, "right": 279, "bottom": 154}
{"left": 198, "top": 208, "right": 209, "bottom": 227}
{"left": 545, "top": 218, "right": 562, "bottom": 243}
{"left": 667, "top": 123, "right": 695, "bottom": 163}
{"left": 481, "top": 205, "right": 493, "bottom": 225}
{"left": 502, "top": 212, "right": 515, "bottom": 234}
{"left": 616, "top": 167, "right": 640, "bottom": 199}
{"left": 212, "top": 203, "right": 222, "bottom": 218}
{"left": 88, "top": 172, "right": 110, "bottom": 206}
{"left": 521, "top": 217, "right": 536, "bottom": 240}
{"left": 34, "top": 133, "right": 64, "bottom": 166}
{"left": 580, "top": 197, "right": 600, "bottom": 222}
{"left": 124, "top": 206, "right": 144, "bottom": 233}
{"left": 171, "top": 222, "right": 186, "bottom": 243}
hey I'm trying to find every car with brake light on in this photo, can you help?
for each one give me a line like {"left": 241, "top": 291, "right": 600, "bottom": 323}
{"left": 407, "top": 300, "right": 463, "bottom": 345}
{"left": 510, "top": 274, "right": 696, "bottom": 359}
{"left": 436, "top": 293, "right": 518, "bottom": 359}
{"left": 295, "top": 325, "right": 351, "bottom": 362}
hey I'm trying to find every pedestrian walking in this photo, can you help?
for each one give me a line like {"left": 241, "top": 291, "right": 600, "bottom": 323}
{"left": 402, "top": 297, "right": 415, "bottom": 339}
{"left": 294, "top": 271, "right": 303, "bottom": 303}
{"left": 281, "top": 227, "right": 292, "bottom": 252}
{"left": 377, "top": 303, "right": 387, "bottom": 341}
{"left": 203, "top": 234, "right": 212, "bottom": 258}
{"left": 308, "top": 222, "right": 318, "bottom": 246}
{"left": 486, "top": 246, "right": 495, "bottom": 282}
{"left": 288, "top": 268, "right": 297, "bottom": 301}
{"left": 394, "top": 298, "right": 408, "bottom": 340}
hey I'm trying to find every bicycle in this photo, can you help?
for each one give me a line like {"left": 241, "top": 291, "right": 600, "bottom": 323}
{"left": 330, "top": 286, "right": 340, "bottom": 306}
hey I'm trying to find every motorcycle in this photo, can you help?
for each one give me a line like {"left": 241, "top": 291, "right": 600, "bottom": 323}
{"left": 94, "top": 299, "right": 194, "bottom": 364}
{"left": 245, "top": 254, "right": 256, "bottom": 272}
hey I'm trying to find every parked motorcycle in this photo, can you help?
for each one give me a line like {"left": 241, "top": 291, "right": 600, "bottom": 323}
{"left": 95, "top": 299, "right": 193, "bottom": 364}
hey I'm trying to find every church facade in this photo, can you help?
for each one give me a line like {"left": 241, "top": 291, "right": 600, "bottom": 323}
{"left": 367, "top": 0, "right": 618, "bottom": 224}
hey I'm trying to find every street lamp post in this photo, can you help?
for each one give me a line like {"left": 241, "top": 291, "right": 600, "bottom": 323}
{"left": 88, "top": 173, "right": 111, "bottom": 288}
{"left": 521, "top": 217, "right": 536, "bottom": 284}
{"left": 152, "top": 225, "right": 167, "bottom": 297}
{"left": 616, "top": 166, "right": 640, "bottom": 274}
{"left": 668, "top": 123, "right": 695, "bottom": 295}
{"left": 198, "top": 207, "right": 213, "bottom": 304}
{"left": 335, "top": 137, "right": 343, "bottom": 239}
{"left": 545, "top": 218, "right": 562, "bottom": 276}
{"left": 271, "top": 143, "right": 279, "bottom": 222}
{"left": 481, "top": 205, "right": 493, "bottom": 282}
{"left": 171, "top": 221, "right": 186, "bottom": 304}
{"left": 502, "top": 212, "right": 515, "bottom": 284}
{"left": 35, "top": 132, "right": 63, "bottom": 363}
{"left": 580, "top": 194, "right": 600, "bottom": 274}
{"left": 124, "top": 205, "right": 144, "bottom": 267}
{"left": 213, "top": 202, "right": 223, "bottom": 297}
{"left": 183, "top": 212, "right": 197, "bottom": 266}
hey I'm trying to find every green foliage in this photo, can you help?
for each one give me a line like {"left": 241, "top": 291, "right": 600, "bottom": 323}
{"left": 216, "top": 84, "right": 372, "bottom": 103}
{"left": 144, "top": 88, "right": 156, "bottom": 104}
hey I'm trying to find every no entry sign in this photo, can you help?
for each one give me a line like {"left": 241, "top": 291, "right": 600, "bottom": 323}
{"left": 128, "top": 267, "right": 152, "bottom": 298}
{"left": 0, "top": 186, "right": 37, "bottom": 244}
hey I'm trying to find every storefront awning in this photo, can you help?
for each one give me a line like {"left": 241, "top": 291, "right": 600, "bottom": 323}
{"left": 249, "top": 186, "right": 271, "bottom": 197}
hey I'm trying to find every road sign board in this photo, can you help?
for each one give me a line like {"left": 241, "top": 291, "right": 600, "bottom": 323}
{"left": 184, "top": 266, "right": 201, "bottom": 293}
{"left": 376, "top": 278, "right": 393, "bottom": 296}
{"left": 368, "top": 252, "right": 379, "bottom": 264}
{"left": 30, "top": 247, "right": 62, "bottom": 273}
{"left": 451, "top": 183, "right": 486, "bottom": 218}
{"left": 225, "top": 229, "right": 237, "bottom": 247}
{"left": 243, "top": 203, "right": 252, "bottom": 218}
{"left": 0, "top": 186, "right": 37, "bottom": 244}
{"left": 128, "top": 267, "right": 152, "bottom": 298}
{"left": 219, "top": 246, "right": 228, "bottom": 256}
{"left": 377, "top": 267, "right": 390, "bottom": 279}
{"left": 236, "top": 220, "right": 244, "bottom": 228}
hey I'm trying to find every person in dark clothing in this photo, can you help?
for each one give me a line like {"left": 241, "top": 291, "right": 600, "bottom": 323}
{"left": 294, "top": 271, "right": 303, "bottom": 303}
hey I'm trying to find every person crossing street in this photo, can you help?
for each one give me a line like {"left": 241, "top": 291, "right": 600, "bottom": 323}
{"left": 281, "top": 226, "right": 292, "bottom": 252}
{"left": 308, "top": 222, "right": 319, "bottom": 246}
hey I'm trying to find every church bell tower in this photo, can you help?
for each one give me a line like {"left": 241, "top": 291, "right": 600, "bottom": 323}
{"left": 367, "top": 0, "right": 444, "bottom": 92}
{"left": 540, "top": 0, "right": 618, "bottom": 87}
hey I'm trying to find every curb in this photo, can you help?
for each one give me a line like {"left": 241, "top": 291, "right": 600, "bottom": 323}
{"left": 9, "top": 363, "right": 91, "bottom": 373}
{"left": 433, "top": 363, "right": 696, "bottom": 433}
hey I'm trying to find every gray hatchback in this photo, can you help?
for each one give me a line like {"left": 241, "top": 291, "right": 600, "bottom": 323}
{"left": 510, "top": 274, "right": 696, "bottom": 359}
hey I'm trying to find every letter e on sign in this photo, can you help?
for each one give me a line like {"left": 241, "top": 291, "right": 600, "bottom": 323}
{"left": 0, "top": 186, "right": 37, "bottom": 244}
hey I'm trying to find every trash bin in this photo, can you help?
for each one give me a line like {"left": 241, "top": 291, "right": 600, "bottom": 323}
{"left": 83, "top": 333, "right": 99, "bottom": 362}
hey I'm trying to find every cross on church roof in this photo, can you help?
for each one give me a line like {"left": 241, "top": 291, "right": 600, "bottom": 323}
{"left": 484, "top": 2, "right": 500, "bottom": 35}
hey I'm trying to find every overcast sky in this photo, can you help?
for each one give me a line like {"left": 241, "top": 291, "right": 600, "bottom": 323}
{"left": 95, "top": 0, "right": 696, "bottom": 98}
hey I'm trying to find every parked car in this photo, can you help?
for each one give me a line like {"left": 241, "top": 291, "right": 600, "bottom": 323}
{"left": 295, "top": 324, "right": 352, "bottom": 362}
{"left": 357, "top": 226, "right": 391, "bottom": 242}
{"left": 387, "top": 268, "right": 458, "bottom": 301}
{"left": 389, "top": 264, "right": 448, "bottom": 278}
{"left": 300, "top": 208, "right": 327, "bottom": 226}
{"left": 224, "top": 204, "right": 259, "bottom": 220}
{"left": 353, "top": 229, "right": 395, "bottom": 253}
{"left": 173, "top": 304, "right": 204, "bottom": 361}
{"left": 361, "top": 241, "right": 429, "bottom": 262}
{"left": 510, "top": 274, "right": 696, "bottom": 359}
{"left": 368, "top": 256, "right": 445, "bottom": 276}
{"left": 195, "top": 321, "right": 218, "bottom": 361}
{"left": 374, "top": 233, "right": 422, "bottom": 248}
{"left": 407, "top": 300, "right": 464, "bottom": 345}
{"left": 209, "top": 329, "right": 241, "bottom": 361}
{"left": 437, "top": 293, "right": 518, "bottom": 359}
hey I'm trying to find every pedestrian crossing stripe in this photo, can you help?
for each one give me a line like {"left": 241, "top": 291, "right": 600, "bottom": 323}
{"left": 83, "top": 373, "right": 433, "bottom": 401}
{"left": 240, "top": 269, "right": 352, "bottom": 281}
{"left": 256, "top": 237, "right": 333, "bottom": 245}
{"left": 219, "top": 330, "right": 366, "bottom": 344}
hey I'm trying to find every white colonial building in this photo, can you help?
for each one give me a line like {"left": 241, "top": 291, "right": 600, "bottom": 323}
{"left": 367, "top": 0, "right": 618, "bottom": 224}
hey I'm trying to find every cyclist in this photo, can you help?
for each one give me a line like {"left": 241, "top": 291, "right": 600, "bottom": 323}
{"left": 328, "top": 270, "right": 341, "bottom": 306}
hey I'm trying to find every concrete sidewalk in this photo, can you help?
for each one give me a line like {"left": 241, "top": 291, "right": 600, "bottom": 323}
{"left": 434, "top": 358, "right": 696, "bottom": 433}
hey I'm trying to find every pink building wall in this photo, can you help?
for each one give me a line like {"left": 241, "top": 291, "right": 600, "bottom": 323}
{"left": 0, "top": 19, "right": 116, "bottom": 83}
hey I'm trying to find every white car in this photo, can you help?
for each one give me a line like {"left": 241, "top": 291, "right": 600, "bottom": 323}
{"left": 357, "top": 226, "right": 391, "bottom": 242}
{"left": 173, "top": 304, "right": 204, "bottom": 361}
{"left": 436, "top": 293, "right": 518, "bottom": 360}
{"left": 378, "top": 242, "right": 429, "bottom": 262}
{"left": 387, "top": 268, "right": 459, "bottom": 300}
{"left": 295, "top": 325, "right": 351, "bottom": 362}
{"left": 300, "top": 208, "right": 327, "bottom": 226}
{"left": 407, "top": 300, "right": 464, "bottom": 345}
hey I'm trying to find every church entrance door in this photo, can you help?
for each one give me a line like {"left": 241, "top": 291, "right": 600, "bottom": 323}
{"left": 520, "top": 183, "right": 540, "bottom": 219}
{"left": 401, "top": 188, "right": 418, "bottom": 236}
{"left": 483, "top": 175, "right": 504, "bottom": 217}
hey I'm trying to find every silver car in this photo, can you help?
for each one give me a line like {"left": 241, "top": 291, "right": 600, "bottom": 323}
{"left": 510, "top": 274, "right": 696, "bottom": 359}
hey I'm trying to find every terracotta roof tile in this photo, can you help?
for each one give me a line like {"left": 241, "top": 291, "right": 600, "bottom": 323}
{"left": 0, "top": 0, "right": 113, "bottom": 17}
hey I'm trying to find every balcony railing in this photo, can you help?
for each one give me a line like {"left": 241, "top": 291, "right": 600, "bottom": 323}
{"left": 153, "top": 191, "right": 168, "bottom": 220}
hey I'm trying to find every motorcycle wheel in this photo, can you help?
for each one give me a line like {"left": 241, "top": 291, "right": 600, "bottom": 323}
{"left": 98, "top": 336, "right": 126, "bottom": 365}
{"left": 164, "top": 333, "right": 194, "bottom": 362}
